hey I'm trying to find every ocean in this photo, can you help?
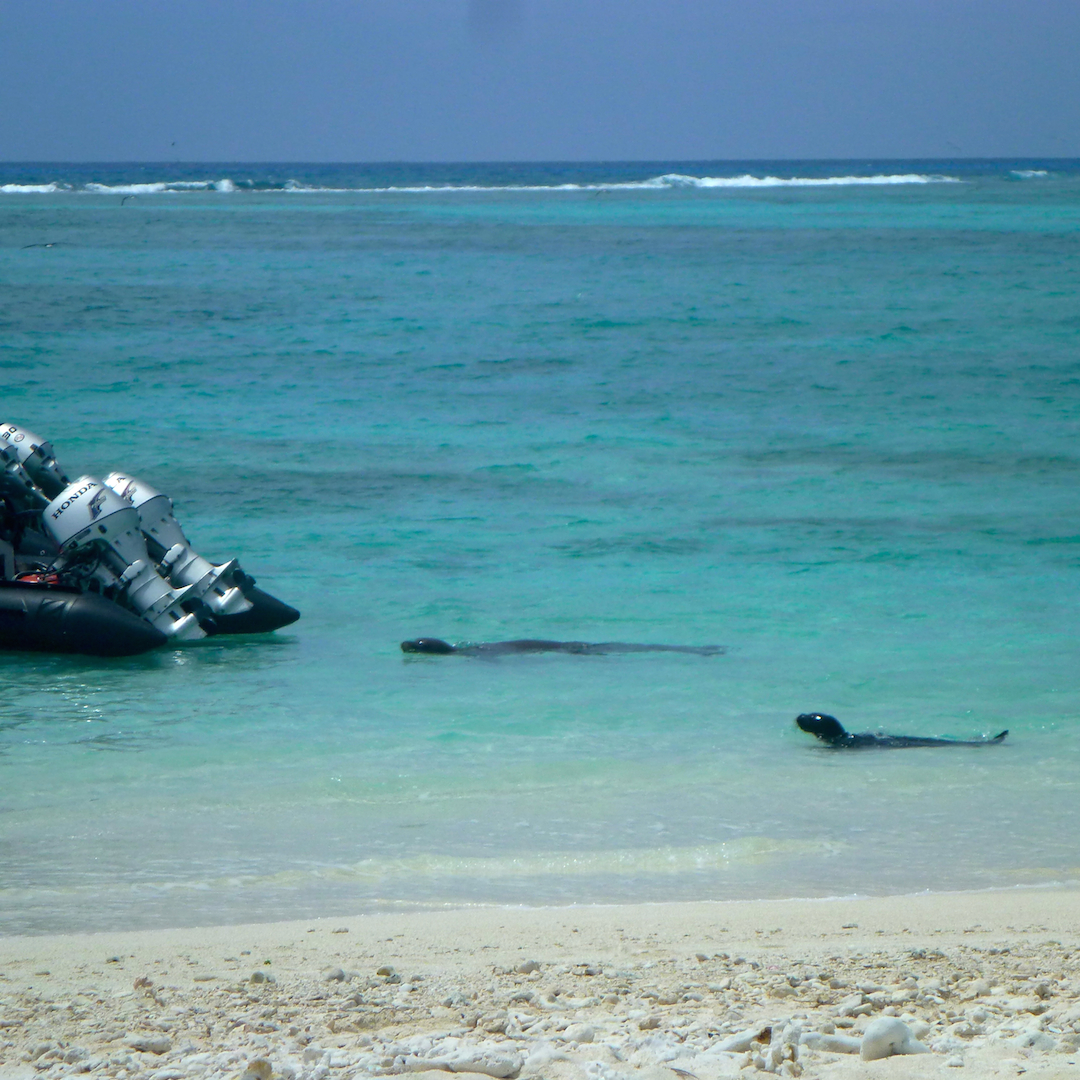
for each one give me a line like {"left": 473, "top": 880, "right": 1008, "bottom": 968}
{"left": 1, "top": 160, "right": 1078, "bottom": 935}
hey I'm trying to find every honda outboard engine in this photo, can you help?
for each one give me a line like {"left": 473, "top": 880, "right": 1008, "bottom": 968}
{"left": 0, "top": 444, "right": 49, "bottom": 514}
{"left": 0, "top": 422, "right": 299, "bottom": 652}
{"left": 0, "top": 423, "right": 70, "bottom": 498}
{"left": 0, "top": 443, "right": 66, "bottom": 573}
{"left": 43, "top": 477, "right": 208, "bottom": 640}
{"left": 103, "top": 473, "right": 253, "bottom": 617}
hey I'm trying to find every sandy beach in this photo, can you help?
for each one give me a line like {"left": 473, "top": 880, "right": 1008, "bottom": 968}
{"left": 1, "top": 889, "right": 1078, "bottom": 1080}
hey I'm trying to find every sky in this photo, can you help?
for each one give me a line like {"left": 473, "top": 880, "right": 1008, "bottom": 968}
{"left": 1, "top": 0, "right": 1078, "bottom": 161}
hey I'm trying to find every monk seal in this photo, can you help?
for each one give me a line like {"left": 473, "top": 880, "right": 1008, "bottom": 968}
{"left": 796, "top": 713, "right": 1008, "bottom": 748}
{"left": 401, "top": 638, "right": 725, "bottom": 657}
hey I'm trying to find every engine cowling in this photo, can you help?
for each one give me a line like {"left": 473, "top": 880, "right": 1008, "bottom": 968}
{"left": 0, "top": 423, "right": 70, "bottom": 498}
{"left": 104, "top": 473, "right": 253, "bottom": 617}
{"left": 0, "top": 444, "right": 49, "bottom": 513}
{"left": 43, "top": 477, "right": 206, "bottom": 640}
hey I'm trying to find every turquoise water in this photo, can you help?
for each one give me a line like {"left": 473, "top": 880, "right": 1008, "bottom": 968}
{"left": 1, "top": 161, "right": 1079, "bottom": 934}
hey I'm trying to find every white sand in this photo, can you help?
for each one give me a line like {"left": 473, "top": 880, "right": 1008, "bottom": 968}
{"left": 2, "top": 889, "right": 1079, "bottom": 1079}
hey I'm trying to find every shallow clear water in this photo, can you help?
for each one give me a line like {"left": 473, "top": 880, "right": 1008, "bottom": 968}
{"left": 1, "top": 160, "right": 1079, "bottom": 934}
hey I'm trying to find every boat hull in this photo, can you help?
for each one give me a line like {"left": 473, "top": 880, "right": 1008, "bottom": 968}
{"left": 212, "top": 586, "right": 301, "bottom": 635}
{"left": 0, "top": 583, "right": 167, "bottom": 657}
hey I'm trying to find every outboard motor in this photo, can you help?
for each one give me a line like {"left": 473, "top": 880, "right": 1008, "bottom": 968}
{"left": 0, "top": 444, "right": 53, "bottom": 575}
{"left": 0, "top": 444, "right": 66, "bottom": 573}
{"left": 103, "top": 473, "right": 253, "bottom": 617}
{"left": 43, "top": 477, "right": 208, "bottom": 640}
{"left": 0, "top": 444, "right": 50, "bottom": 514}
{"left": 0, "top": 423, "right": 70, "bottom": 498}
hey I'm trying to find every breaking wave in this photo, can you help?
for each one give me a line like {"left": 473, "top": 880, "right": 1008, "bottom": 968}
{"left": 83, "top": 178, "right": 237, "bottom": 194}
{"left": 631, "top": 172, "right": 959, "bottom": 189}
{"left": 272, "top": 172, "right": 962, "bottom": 193}
{"left": 0, "top": 183, "right": 63, "bottom": 194}
{"left": 0, "top": 172, "right": 962, "bottom": 195}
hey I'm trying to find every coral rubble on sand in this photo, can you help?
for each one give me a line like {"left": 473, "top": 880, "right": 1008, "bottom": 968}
{"left": 1, "top": 938, "right": 1078, "bottom": 1079}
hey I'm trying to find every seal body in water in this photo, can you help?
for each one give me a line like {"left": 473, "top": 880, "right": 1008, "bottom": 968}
{"left": 401, "top": 638, "right": 725, "bottom": 657}
{"left": 796, "top": 713, "right": 1008, "bottom": 748}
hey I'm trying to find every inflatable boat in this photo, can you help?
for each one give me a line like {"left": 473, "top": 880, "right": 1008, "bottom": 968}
{"left": 0, "top": 423, "right": 299, "bottom": 657}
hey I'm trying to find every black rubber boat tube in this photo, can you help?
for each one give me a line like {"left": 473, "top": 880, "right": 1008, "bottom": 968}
{"left": 0, "top": 584, "right": 167, "bottom": 656}
{"left": 211, "top": 585, "right": 300, "bottom": 635}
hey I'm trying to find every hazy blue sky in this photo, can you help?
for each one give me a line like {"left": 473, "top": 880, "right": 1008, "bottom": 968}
{"left": 1, "top": 0, "right": 1077, "bottom": 161}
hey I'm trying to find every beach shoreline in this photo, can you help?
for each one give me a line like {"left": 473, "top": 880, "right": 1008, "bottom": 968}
{"left": 2, "top": 888, "right": 1077, "bottom": 1079}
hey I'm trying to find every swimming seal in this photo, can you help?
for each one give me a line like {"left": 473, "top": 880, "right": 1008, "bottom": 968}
{"left": 403, "top": 637, "right": 456, "bottom": 654}
{"left": 796, "top": 713, "right": 1008, "bottom": 748}
{"left": 401, "top": 638, "right": 725, "bottom": 657}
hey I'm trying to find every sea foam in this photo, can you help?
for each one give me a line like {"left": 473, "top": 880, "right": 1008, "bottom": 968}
{"left": 82, "top": 179, "right": 237, "bottom": 194}
{"left": 652, "top": 172, "right": 960, "bottom": 188}
{"left": 287, "top": 172, "right": 961, "bottom": 193}
{"left": 0, "top": 172, "right": 962, "bottom": 195}
{"left": 0, "top": 183, "right": 63, "bottom": 193}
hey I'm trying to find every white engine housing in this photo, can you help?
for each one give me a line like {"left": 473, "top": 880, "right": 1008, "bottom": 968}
{"left": 0, "top": 443, "right": 48, "bottom": 511}
{"left": 44, "top": 477, "right": 205, "bottom": 640}
{"left": 0, "top": 422, "right": 69, "bottom": 498}
{"left": 104, "top": 473, "right": 252, "bottom": 617}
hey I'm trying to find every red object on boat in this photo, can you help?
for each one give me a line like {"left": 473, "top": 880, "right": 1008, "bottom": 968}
{"left": 14, "top": 571, "right": 63, "bottom": 586}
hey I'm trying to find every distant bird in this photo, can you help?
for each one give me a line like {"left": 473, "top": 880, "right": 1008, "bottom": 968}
{"left": 21, "top": 242, "right": 58, "bottom": 249}
{"left": 121, "top": 195, "right": 137, "bottom": 206}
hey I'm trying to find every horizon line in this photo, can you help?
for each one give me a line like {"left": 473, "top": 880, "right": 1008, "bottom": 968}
{"left": 3, "top": 156, "right": 1080, "bottom": 166}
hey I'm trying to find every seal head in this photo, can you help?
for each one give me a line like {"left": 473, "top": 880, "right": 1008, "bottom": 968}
{"left": 401, "top": 638, "right": 455, "bottom": 654}
{"left": 796, "top": 713, "right": 847, "bottom": 743}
